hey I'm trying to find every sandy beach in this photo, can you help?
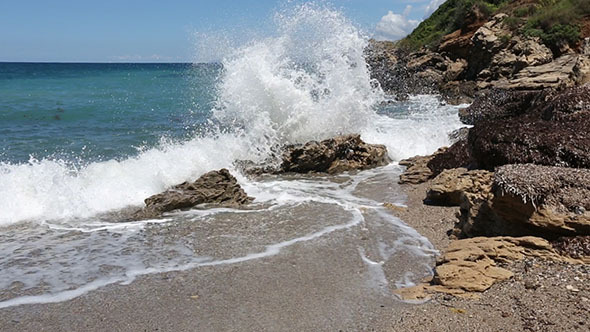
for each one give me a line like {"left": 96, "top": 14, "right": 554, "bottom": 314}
{"left": 1, "top": 175, "right": 587, "bottom": 332}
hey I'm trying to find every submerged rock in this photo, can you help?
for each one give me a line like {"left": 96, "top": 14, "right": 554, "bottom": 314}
{"left": 133, "top": 169, "right": 253, "bottom": 220}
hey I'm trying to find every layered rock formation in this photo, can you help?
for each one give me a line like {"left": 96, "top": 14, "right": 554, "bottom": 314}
{"left": 395, "top": 236, "right": 584, "bottom": 300}
{"left": 133, "top": 169, "right": 253, "bottom": 220}
{"left": 366, "top": 6, "right": 590, "bottom": 104}
{"left": 426, "top": 164, "right": 590, "bottom": 239}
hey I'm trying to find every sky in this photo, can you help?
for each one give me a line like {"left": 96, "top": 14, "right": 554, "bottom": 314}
{"left": 0, "top": 0, "right": 446, "bottom": 63}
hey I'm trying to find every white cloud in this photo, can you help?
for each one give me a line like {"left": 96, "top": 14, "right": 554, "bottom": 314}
{"left": 423, "top": 0, "right": 446, "bottom": 19}
{"left": 375, "top": 6, "right": 419, "bottom": 41}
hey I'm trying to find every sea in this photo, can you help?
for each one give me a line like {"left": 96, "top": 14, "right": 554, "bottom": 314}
{"left": 0, "top": 5, "right": 464, "bottom": 310}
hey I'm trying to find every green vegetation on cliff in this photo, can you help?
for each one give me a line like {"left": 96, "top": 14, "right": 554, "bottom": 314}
{"left": 400, "top": 0, "right": 507, "bottom": 50}
{"left": 400, "top": 0, "right": 589, "bottom": 52}
{"left": 522, "top": 0, "right": 590, "bottom": 52}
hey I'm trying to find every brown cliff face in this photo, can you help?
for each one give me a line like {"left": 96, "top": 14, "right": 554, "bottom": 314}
{"left": 366, "top": 5, "right": 590, "bottom": 103}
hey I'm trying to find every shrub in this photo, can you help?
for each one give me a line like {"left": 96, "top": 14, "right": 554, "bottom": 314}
{"left": 503, "top": 16, "right": 523, "bottom": 30}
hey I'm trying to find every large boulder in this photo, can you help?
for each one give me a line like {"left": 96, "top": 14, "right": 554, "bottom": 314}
{"left": 455, "top": 164, "right": 590, "bottom": 239}
{"left": 468, "top": 112, "right": 590, "bottom": 170}
{"left": 426, "top": 139, "right": 472, "bottom": 176}
{"left": 458, "top": 89, "right": 547, "bottom": 125}
{"left": 133, "top": 169, "right": 253, "bottom": 220}
{"left": 493, "top": 164, "right": 590, "bottom": 236}
{"left": 427, "top": 168, "right": 493, "bottom": 206}
{"left": 279, "top": 134, "right": 391, "bottom": 174}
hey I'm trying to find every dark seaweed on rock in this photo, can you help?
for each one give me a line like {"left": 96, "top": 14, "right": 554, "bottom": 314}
{"left": 469, "top": 113, "right": 590, "bottom": 170}
{"left": 427, "top": 139, "right": 473, "bottom": 177}
{"left": 552, "top": 236, "right": 590, "bottom": 259}
{"left": 540, "top": 84, "right": 590, "bottom": 120}
{"left": 494, "top": 164, "right": 590, "bottom": 214}
{"left": 458, "top": 89, "right": 547, "bottom": 125}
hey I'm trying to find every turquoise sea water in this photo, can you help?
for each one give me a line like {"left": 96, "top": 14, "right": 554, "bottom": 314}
{"left": 0, "top": 5, "right": 467, "bottom": 312}
{"left": 0, "top": 63, "right": 220, "bottom": 163}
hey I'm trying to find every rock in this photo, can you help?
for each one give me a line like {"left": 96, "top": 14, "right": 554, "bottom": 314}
{"left": 464, "top": 85, "right": 590, "bottom": 169}
{"left": 455, "top": 164, "right": 590, "bottom": 239}
{"left": 439, "top": 81, "right": 477, "bottom": 105}
{"left": 540, "top": 83, "right": 590, "bottom": 120}
{"left": 398, "top": 149, "right": 443, "bottom": 184}
{"left": 133, "top": 169, "right": 253, "bottom": 220}
{"left": 552, "top": 236, "right": 590, "bottom": 260}
{"left": 365, "top": 43, "right": 439, "bottom": 96}
{"left": 458, "top": 89, "right": 546, "bottom": 125}
{"left": 395, "top": 236, "right": 575, "bottom": 300}
{"left": 427, "top": 168, "right": 493, "bottom": 206}
{"left": 493, "top": 164, "right": 590, "bottom": 236}
{"left": 480, "top": 36, "right": 554, "bottom": 82}
{"left": 471, "top": 14, "right": 511, "bottom": 53}
{"left": 468, "top": 112, "right": 590, "bottom": 170}
{"left": 448, "top": 127, "right": 470, "bottom": 144}
{"left": 279, "top": 134, "right": 391, "bottom": 174}
{"left": 482, "top": 54, "right": 584, "bottom": 90}
{"left": 427, "top": 139, "right": 472, "bottom": 177}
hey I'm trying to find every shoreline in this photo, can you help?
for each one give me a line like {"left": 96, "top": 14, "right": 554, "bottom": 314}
{"left": 0, "top": 160, "right": 587, "bottom": 331}
{"left": 390, "top": 179, "right": 589, "bottom": 332}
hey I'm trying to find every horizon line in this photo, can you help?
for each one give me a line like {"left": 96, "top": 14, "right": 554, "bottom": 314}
{"left": 0, "top": 61, "right": 220, "bottom": 65}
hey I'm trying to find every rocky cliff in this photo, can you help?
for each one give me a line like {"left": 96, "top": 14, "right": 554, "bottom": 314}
{"left": 366, "top": 0, "right": 590, "bottom": 103}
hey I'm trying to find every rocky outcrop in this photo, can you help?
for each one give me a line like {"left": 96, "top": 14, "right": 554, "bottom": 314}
{"left": 426, "top": 139, "right": 472, "bottom": 176}
{"left": 398, "top": 148, "right": 447, "bottom": 184}
{"left": 453, "top": 164, "right": 590, "bottom": 239}
{"left": 427, "top": 168, "right": 493, "bottom": 206}
{"left": 468, "top": 112, "right": 590, "bottom": 169}
{"left": 399, "top": 139, "right": 474, "bottom": 185}
{"left": 398, "top": 155, "right": 435, "bottom": 184}
{"left": 458, "top": 89, "right": 546, "bottom": 125}
{"left": 133, "top": 169, "right": 253, "bottom": 220}
{"left": 482, "top": 53, "right": 590, "bottom": 90}
{"left": 395, "top": 236, "right": 581, "bottom": 300}
{"left": 279, "top": 134, "right": 391, "bottom": 174}
{"left": 493, "top": 164, "right": 590, "bottom": 236}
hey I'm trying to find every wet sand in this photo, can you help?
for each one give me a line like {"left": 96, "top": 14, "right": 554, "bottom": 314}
{"left": 1, "top": 175, "right": 587, "bottom": 332}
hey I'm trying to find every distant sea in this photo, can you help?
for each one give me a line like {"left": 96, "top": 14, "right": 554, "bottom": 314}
{"left": 0, "top": 62, "right": 221, "bottom": 163}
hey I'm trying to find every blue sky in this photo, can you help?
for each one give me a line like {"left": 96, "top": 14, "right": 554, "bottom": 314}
{"left": 0, "top": 0, "right": 445, "bottom": 62}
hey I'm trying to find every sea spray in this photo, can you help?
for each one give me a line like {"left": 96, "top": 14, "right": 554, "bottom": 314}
{"left": 0, "top": 4, "right": 462, "bottom": 309}
{"left": 213, "top": 4, "right": 383, "bottom": 149}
